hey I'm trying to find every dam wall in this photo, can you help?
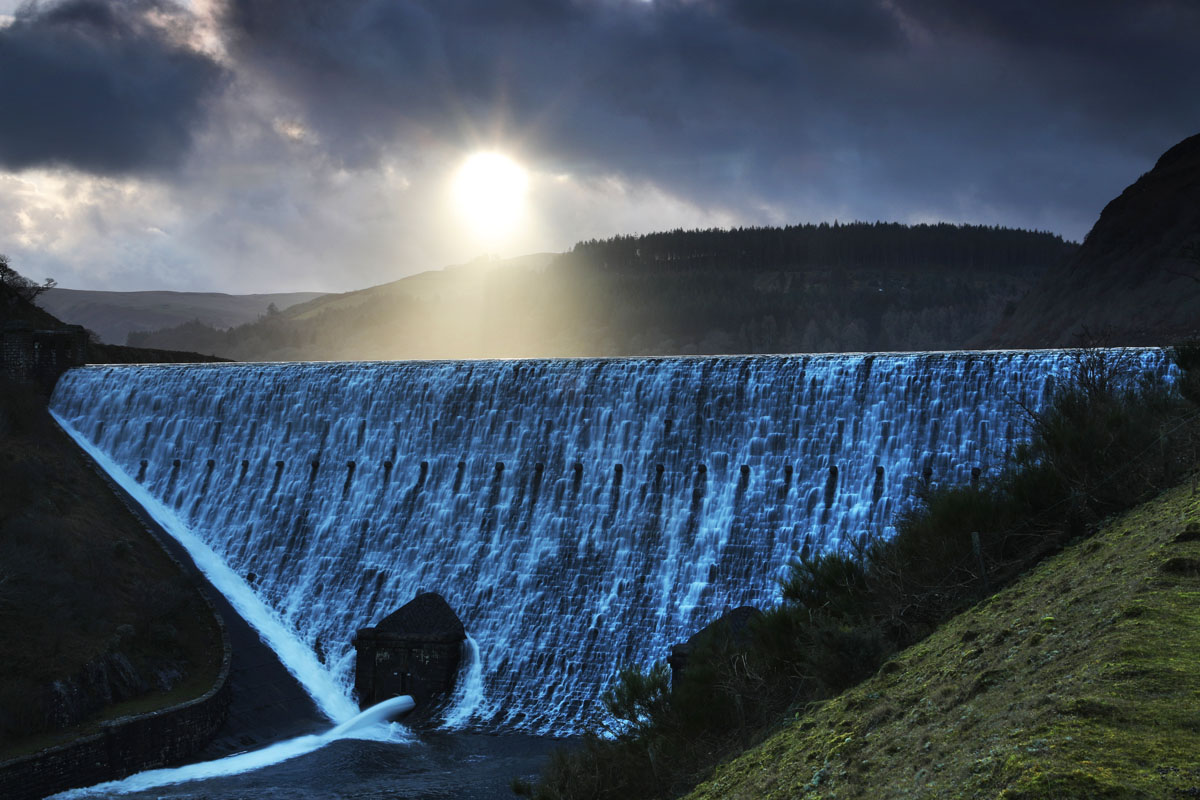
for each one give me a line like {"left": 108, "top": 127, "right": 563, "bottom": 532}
{"left": 49, "top": 350, "right": 1167, "bottom": 735}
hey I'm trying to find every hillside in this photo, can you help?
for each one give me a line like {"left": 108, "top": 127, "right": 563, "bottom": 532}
{"left": 36, "top": 288, "right": 325, "bottom": 345}
{"left": 0, "top": 269, "right": 226, "bottom": 757}
{"left": 127, "top": 224, "right": 1072, "bottom": 361}
{"left": 0, "top": 376, "right": 224, "bottom": 758}
{"left": 687, "top": 481, "right": 1200, "bottom": 799}
{"left": 988, "top": 132, "right": 1200, "bottom": 347}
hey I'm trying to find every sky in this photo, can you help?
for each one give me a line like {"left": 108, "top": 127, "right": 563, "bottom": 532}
{"left": 0, "top": 0, "right": 1197, "bottom": 294}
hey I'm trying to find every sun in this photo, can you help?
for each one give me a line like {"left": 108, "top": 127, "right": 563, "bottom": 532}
{"left": 453, "top": 152, "right": 529, "bottom": 240}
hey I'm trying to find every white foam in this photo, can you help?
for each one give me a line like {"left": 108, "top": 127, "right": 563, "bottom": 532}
{"left": 441, "top": 634, "right": 488, "bottom": 729}
{"left": 329, "top": 694, "right": 415, "bottom": 738}
{"left": 48, "top": 697, "right": 416, "bottom": 798}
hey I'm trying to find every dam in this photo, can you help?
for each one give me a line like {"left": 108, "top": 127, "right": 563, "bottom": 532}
{"left": 48, "top": 350, "right": 1167, "bottom": 738}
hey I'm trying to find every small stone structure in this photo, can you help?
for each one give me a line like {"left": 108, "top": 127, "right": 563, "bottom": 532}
{"left": 353, "top": 592, "right": 465, "bottom": 713}
{"left": 1, "top": 320, "right": 88, "bottom": 388}
{"left": 667, "top": 605, "right": 762, "bottom": 687}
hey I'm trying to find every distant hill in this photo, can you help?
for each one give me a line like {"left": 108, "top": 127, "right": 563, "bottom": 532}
{"left": 2, "top": 267, "right": 227, "bottom": 367}
{"left": 36, "top": 288, "right": 326, "bottom": 345}
{"left": 987, "top": 132, "right": 1200, "bottom": 347}
{"left": 127, "top": 225, "right": 1073, "bottom": 361}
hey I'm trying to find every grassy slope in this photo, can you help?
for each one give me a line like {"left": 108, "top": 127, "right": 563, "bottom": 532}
{"left": 687, "top": 481, "right": 1200, "bottom": 800}
{"left": 278, "top": 253, "right": 556, "bottom": 322}
{"left": 1, "top": 285, "right": 226, "bottom": 759}
{"left": 0, "top": 379, "right": 223, "bottom": 758}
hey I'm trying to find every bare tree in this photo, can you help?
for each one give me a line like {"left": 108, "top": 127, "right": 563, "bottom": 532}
{"left": 0, "top": 254, "right": 56, "bottom": 303}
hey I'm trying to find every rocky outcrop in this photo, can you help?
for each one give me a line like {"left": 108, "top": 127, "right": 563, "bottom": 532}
{"left": 43, "top": 651, "right": 150, "bottom": 731}
{"left": 353, "top": 592, "right": 465, "bottom": 715}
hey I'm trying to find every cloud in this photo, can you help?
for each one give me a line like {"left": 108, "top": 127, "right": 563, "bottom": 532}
{"left": 214, "top": 0, "right": 1200, "bottom": 237}
{"left": 1, "top": 0, "right": 1198, "bottom": 293}
{"left": 0, "top": 0, "right": 228, "bottom": 174}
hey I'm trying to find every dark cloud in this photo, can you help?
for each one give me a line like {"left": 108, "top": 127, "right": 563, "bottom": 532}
{"left": 4, "top": 0, "right": 1198, "bottom": 296}
{"left": 0, "top": 0, "right": 227, "bottom": 174}
{"left": 217, "top": 0, "right": 900, "bottom": 173}
{"left": 901, "top": 1, "right": 1200, "bottom": 131}
{"left": 727, "top": 0, "right": 904, "bottom": 48}
{"left": 215, "top": 0, "right": 1200, "bottom": 239}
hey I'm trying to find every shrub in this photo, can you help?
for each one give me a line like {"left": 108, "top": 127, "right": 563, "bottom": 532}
{"left": 780, "top": 547, "right": 869, "bottom": 621}
{"left": 601, "top": 663, "right": 671, "bottom": 738}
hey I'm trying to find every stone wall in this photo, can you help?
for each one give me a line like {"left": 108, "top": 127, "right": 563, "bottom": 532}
{"left": 1, "top": 321, "right": 88, "bottom": 389}
{"left": 0, "top": 624, "right": 231, "bottom": 800}
{"left": 354, "top": 634, "right": 462, "bottom": 711}
{"left": 353, "top": 592, "right": 465, "bottom": 716}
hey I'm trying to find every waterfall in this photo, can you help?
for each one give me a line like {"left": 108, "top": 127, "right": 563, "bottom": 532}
{"left": 48, "top": 350, "right": 1166, "bottom": 735}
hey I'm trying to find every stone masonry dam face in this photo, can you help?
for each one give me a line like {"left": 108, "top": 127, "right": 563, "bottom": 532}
{"left": 48, "top": 351, "right": 1167, "bottom": 735}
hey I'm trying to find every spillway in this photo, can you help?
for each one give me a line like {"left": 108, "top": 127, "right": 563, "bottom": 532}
{"left": 48, "top": 350, "right": 1166, "bottom": 735}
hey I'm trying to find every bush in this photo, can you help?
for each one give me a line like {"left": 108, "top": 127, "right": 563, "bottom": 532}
{"left": 779, "top": 547, "right": 869, "bottom": 621}
{"left": 601, "top": 663, "right": 671, "bottom": 738}
{"left": 1171, "top": 339, "right": 1200, "bottom": 411}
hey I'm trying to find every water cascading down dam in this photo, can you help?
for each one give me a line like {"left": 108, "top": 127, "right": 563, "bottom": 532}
{"left": 47, "top": 350, "right": 1166, "bottom": 736}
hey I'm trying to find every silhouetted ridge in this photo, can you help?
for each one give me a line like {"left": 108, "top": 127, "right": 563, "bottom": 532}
{"left": 1150, "top": 131, "right": 1200, "bottom": 173}
{"left": 989, "top": 131, "right": 1200, "bottom": 347}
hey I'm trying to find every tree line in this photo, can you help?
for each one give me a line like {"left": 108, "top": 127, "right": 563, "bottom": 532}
{"left": 562, "top": 221, "right": 1075, "bottom": 276}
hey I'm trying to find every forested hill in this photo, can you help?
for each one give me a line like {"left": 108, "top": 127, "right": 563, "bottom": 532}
{"left": 128, "top": 223, "right": 1074, "bottom": 361}
{"left": 566, "top": 222, "right": 1070, "bottom": 276}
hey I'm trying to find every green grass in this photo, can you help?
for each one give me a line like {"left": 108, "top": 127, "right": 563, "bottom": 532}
{"left": 686, "top": 482, "right": 1200, "bottom": 799}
